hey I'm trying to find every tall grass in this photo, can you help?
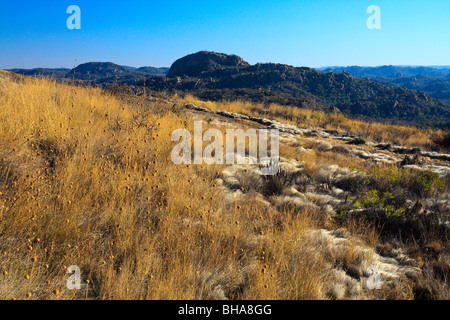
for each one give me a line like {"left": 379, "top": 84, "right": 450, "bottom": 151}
{"left": 0, "top": 75, "right": 334, "bottom": 300}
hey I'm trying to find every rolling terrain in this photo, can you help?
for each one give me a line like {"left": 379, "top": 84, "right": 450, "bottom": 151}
{"left": 7, "top": 52, "right": 450, "bottom": 128}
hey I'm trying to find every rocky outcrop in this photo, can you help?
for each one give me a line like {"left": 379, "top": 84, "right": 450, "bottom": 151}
{"left": 167, "top": 51, "right": 250, "bottom": 77}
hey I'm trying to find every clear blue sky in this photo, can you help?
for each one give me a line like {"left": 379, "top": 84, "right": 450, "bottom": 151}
{"left": 1, "top": 0, "right": 449, "bottom": 69}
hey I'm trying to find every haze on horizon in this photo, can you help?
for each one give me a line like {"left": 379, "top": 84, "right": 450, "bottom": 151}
{"left": 1, "top": 0, "right": 449, "bottom": 70}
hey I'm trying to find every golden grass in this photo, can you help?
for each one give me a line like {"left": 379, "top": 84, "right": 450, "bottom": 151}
{"left": 0, "top": 75, "right": 337, "bottom": 300}
{"left": 1, "top": 73, "right": 440, "bottom": 300}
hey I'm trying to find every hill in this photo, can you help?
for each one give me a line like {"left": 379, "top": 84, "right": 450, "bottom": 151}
{"left": 140, "top": 53, "right": 450, "bottom": 128}
{"left": 387, "top": 74, "right": 450, "bottom": 104}
{"left": 7, "top": 64, "right": 169, "bottom": 82}
{"left": 136, "top": 66, "right": 169, "bottom": 75}
{"left": 167, "top": 51, "right": 250, "bottom": 77}
{"left": 320, "top": 65, "right": 450, "bottom": 78}
{"left": 65, "top": 62, "right": 132, "bottom": 80}
{"left": 320, "top": 66, "right": 450, "bottom": 104}
{"left": 7, "top": 68, "right": 71, "bottom": 79}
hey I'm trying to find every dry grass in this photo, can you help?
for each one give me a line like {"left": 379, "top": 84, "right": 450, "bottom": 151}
{"left": 0, "top": 74, "right": 446, "bottom": 300}
{"left": 0, "top": 74, "right": 337, "bottom": 300}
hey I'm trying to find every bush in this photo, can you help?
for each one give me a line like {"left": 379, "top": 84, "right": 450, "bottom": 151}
{"left": 411, "top": 170, "right": 445, "bottom": 197}
{"left": 432, "top": 131, "right": 450, "bottom": 151}
{"left": 262, "top": 169, "right": 294, "bottom": 196}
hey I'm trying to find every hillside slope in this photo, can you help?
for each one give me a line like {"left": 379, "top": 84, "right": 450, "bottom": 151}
{"left": 0, "top": 73, "right": 448, "bottom": 300}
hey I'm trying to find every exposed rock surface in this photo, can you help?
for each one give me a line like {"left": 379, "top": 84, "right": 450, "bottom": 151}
{"left": 184, "top": 102, "right": 450, "bottom": 177}
{"left": 167, "top": 51, "right": 250, "bottom": 77}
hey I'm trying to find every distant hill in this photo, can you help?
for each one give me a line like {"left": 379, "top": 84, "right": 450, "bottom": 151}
{"left": 386, "top": 74, "right": 450, "bottom": 104}
{"left": 63, "top": 62, "right": 169, "bottom": 84}
{"left": 320, "top": 65, "right": 450, "bottom": 78}
{"left": 7, "top": 63, "right": 169, "bottom": 82}
{"left": 66, "top": 62, "right": 130, "bottom": 81}
{"left": 7, "top": 68, "right": 71, "bottom": 79}
{"left": 320, "top": 66, "right": 450, "bottom": 103}
{"left": 121, "top": 65, "right": 169, "bottom": 76}
{"left": 136, "top": 66, "right": 169, "bottom": 76}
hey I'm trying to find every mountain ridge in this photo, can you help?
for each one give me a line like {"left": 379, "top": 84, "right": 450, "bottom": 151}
{"left": 319, "top": 65, "right": 450, "bottom": 103}
{"left": 5, "top": 52, "right": 450, "bottom": 128}
{"left": 136, "top": 52, "right": 450, "bottom": 128}
{"left": 7, "top": 63, "right": 170, "bottom": 80}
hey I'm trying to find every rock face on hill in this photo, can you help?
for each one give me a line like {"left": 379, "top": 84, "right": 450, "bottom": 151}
{"left": 167, "top": 51, "right": 250, "bottom": 77}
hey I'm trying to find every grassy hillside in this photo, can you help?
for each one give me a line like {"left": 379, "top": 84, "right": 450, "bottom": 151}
{"left": 0, "top": 73, "right": 330, "bottom": 299}
{"left": 0, "top": 73, "right": 448, "bottom": 300}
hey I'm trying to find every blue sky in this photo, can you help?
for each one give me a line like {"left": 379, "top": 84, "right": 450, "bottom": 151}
{"left": 1, "top": 0, "right": 449, "bottom": 69}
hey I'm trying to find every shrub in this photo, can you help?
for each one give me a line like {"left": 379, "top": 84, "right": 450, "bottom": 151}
{"left": 411, "top": 170, "right": 445, "bottom": 197}
{"left": 432, "top": 131, "right": 450, "bottom": 151}
{"left": 262, "top": 169, "right": 293, "bottom": 196}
